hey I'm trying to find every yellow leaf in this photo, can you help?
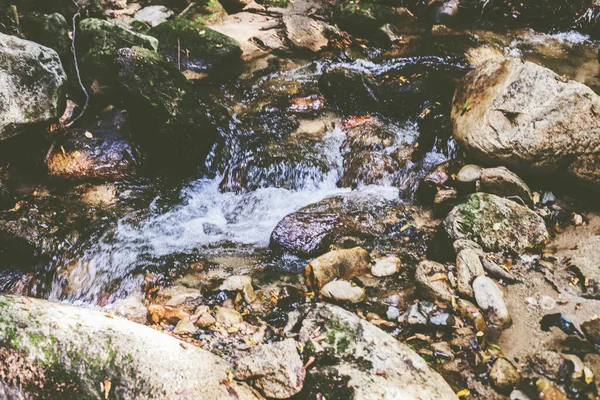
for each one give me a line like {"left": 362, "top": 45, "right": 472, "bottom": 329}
{"left": 103, "top": 379, "right": 111, "bottom": 399}
{"left": 584, "top": 367, "right": 594, "bottom": 384}
{"left": 456, "top": 389, "right": 470, "bottom": 398}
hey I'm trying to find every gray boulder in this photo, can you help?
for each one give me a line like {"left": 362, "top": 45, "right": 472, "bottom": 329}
{"left": 0, "top": 33, "right": 67, "bottom": 140}
{"left": 451, "top": 57, "right": 600, "bottom": 189}
{"left": 298, "top": 303, "right": 458, "bottom": 399}
{"left": 0, "top": 295, "right": 260, "bottom": 399}
{"left": 444, "top": 192, "right": 549, "bottom": 253}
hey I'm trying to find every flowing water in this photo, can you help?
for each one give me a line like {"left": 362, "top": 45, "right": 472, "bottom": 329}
{"left": 4, "top": 29, "right": 600, "bottom": 307}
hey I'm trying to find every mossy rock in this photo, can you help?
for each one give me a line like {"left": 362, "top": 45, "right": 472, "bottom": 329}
{"left": 22, "top": 13, "right": 71, "bottom": 61}
{"left": 148, "top": 19, "right": 241, "bottom": 73}
{"left": 191, "top": 0, "right": 228, "bottom": 25}
{"left": 444, "top": 192, "right": 549, "bottom": 253}
{"left": 76, "top": 18, "right": 158, "bottom": 100}
{"left": 116, "top": 46, "right": 226, "bottom": 171}
{"left": 334, "top": 2, "right": 390, "bottom": 36}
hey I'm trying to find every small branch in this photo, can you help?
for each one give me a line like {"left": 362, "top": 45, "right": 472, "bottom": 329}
{"left": 11, "top": 5, "right": 19, "bottom": 30}
{"left": 177, "top": 2, "right": 196, "bottom": 19}
{"left": 64, "top": 0, "right": 89, "bottom": 128}
{"left": 177, "top": 37, "right": 181, "bottom": 70}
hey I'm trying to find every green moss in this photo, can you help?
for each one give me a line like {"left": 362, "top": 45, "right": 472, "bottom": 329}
{"left": 456, "top": 193, "right": 483, "bottom": 234}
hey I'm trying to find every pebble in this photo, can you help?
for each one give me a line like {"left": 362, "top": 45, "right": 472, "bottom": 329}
{"left": 539, "top": 296, "right": 556, "bottom": 311}
{"left": 371, "top": 256, "right": 402, "bottom": 277}
{"left": 456, "top": 249, "right": 485, "bottom": 298}
{"left": 456, "top": 164, "right": 482, "bottom": 183}
{"left": 215, "top": 306, "right": 243, "bottom": 325}
{"left": 173, "top": 318, "right": 197, "bottom": 335}
{"left": 490, "top": 357, "right": 521, "bottom": 393}
{"left": 386, "top": 306, "right": 400, "bottom": 321}
{"left": 320, "top": 280, "right": 366, "bottom": 303}
{"left": 472, "top": 276, "right": 511, "bottom": 329}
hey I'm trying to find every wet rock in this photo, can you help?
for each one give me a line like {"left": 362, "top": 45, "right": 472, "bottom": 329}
{"left": 456, "top": 248, "right": 485, "bottom": 298}
{"left": 116, "top": 46, "right": 225, "bottom": 169}
{"left": 22, "top": 13, "right": 70, "bottom": 60}
{"left": 288, "top": 94, "right": 326, "bottom": 114}
{"left": 298, "top": 303, "right": 458, "bottom": 399}
{"left": 77, "top": 18, "right": 158, "bottom": 99}
{"left": 490, "top": 357, "right": 521, "bottom": 394}
{"left": 0, "top": 33, "right": 67, "bottom": 139}
{"left": 318, "top": 65, "right": 437, "bottom": 117}
{"left": 158, "top": 287, "right": 201, "bottom": 306}
{"left": 456, "top": 164, "right": 482, "bottom": 185}
{"left": 305, "top": 247, "right": 370, "bottom": 290}
{"left": 0, "top": 295, "right": 259, "bottom": 399}
{"left": 283, "top": 15, "right": 329, "bottom": 53}
{"left": 46, "top": 108, "right": 141, "bottom": 182}
{"left": 417, "top": 160, "right": 462, "bottom": 203}
{"left": 452, "top": 57, "right": 600, "bottom": 190}
{"left": 334, "top": 4, "right": 419, "bottom": 38}
{"left": 271, "top": 191, "right": 424, "bottom": 257}
{"left": 234, "top": 339, "right": 304, "bottom": 399}
{"left": 110, "top": 293, "right": 148, "bottom": 324}
{"left": 444, "top": 193, "right": 549, "bottom": 253}
{"left": 80, "top": 184, "right": 117, "bottom": 207}
{"left": 481, "top": 166, "right": 533, "bottom": 206}
{"left": 472, "top": 276, "right": 511, "bottom": 329}
{"left": 149, "top": 20, "right": 242, "bottom": 74}
{"left": 581, "top": 318, "right": 600, "bottom": 348}
{"left": 338, "top": 117, "right": 416, "bottom": 188}
{"left": 371, "top": 256, "right": 402, "bottom": 277}
{"left": 455, "top": 298, "right": 487, "bottom": 332}
{"left": 320, "top": 280, "right": 366, "bottom": 303}
{"left": 134, "top": 5, "right": 174, "bottom": 27}
{"left": 215, "top": 306, "right": 243, "bottom": 325}
{"left": 415, "top": 260, "right": 455, "bottom": 303}
{"left": 433, "top": 188, "right": 458, "bottom": 216}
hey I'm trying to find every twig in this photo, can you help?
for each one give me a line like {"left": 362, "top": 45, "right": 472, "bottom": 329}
{"left": 64, "top": 0, "right": 89, "bottom": 127}
{"left": 11, "top": 5, "right": 19, "bottom": 29}
{"left": 177, "top": 2, "right": 196, "bottom": 18}
{"left": 177, "top": 37, "right": 181, "bottom": 70}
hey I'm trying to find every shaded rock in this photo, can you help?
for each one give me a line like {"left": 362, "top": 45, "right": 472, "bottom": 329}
{"left": 451, "top": 57, "right": 600, "bottom": 189}
{"left": 134, "top": 5, "right": 174, "bottom": 27}
{"left": 46, "top": 108, "right": 141, "bottom": 182}
{"left": 490, "top": 357, "right": 521, "bottom": 393}
{"left": 581, "top": 318, "right": 600, "bottom": 348}
{"left": 371, "top": 256, "right": 402, "bottom": 277}
{"left": 77, "top": 18, "right": 158, "bottom": 99}
{"left": 338, "top": 117, "right": 417, "bottom": 188}
{"left": 298, "top": 303, "right": 458, "bottom": 399}
{"left": 116, "top": 46, "right": 225, "bottom": 169}
{"left": 320, "top": 280, "right": 366, "bottom": 303}
{"left": 220, "top": 0, "right": 253, "bottom": 13}
{"left": 271, "top": 190, "right": 424, "bottom": 257}
{"left": 527, "top": 351, "right": 573, "bottom": 382}
{"left": 0, "top": 33, "right": 67, "bottom": 139}
{"left": 455, "top": 298, "right": 487, "bottom": 332}
{"left": 283, "top": 15, "right": 329, "bottom": 53}
{"left": 149, "top": 19, "right": 241, "bottom": 74}
{"left": 415, "top": 260, "right": 455, "bottom": 303}
{"left": 456, "top": 248, "right": 485, "bottom": 298}
{"left": 334, "top": 4, "right": 419, "bottom": 38}
{"left": 417, "top": 159, "right": 462, "bottom": 203}
{"left": 22, "top": 12, "right": 70, "bottom": 60}
{"left": 234, "top": 339, "right": 304, "bottom": 399}
{"left": 481, "top": 166, "right": 533, "bottom": 205}
{"left": 110, "top": 293, "right": 148, "bottom": 324}
{"left": 0, "top": 295, "right": 259, "bottom": 399}
{"left": 472, "top": 276, "right": 511, "bottom": 329}
{"left": 0, "top": 182, "right": 14, "bottom": 210}
{"left": 215, "top": 306, "right": 243, "bottom": 325}
{"left": 433, "top": 187, "right": 458, "bottom": 217}
{"left": 192, "top": 0, "right": 228, "bottom": 25}
{"left": 305, "top": 247, "right": 370, "bottom": 290}
{"left": 444, "top": 193, "right": 549, "bottom": 253}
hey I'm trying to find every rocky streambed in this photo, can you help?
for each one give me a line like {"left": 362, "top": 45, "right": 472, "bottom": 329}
{"left": 1, "top": 0, "right": 600, "bottom": 399}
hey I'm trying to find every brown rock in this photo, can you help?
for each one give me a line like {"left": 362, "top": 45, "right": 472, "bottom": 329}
{"left": 305, "top": 247, "right": 370, "bottom": 290}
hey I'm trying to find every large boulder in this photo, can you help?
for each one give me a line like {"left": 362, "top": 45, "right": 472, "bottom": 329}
{"left": 0, "top": 295, "right": 260, "bottom": 399}
{"left": 148, "top": 19, "right": 242, "bottom": 74}
{"left": 0, "top": 33, "right": 67, "bottom": 140}
{"left": 22, "top": 13, "right": 71, "bottom": 61}
{"left": 77, "top": 18, "right": 158, "bottom": 99}
{"left": 297, "top": 303, "right": 458, "bottom": 399}
{"left": 451, "top": 57, "right": 600, "bottom": 189}
{"left": 270, "top": 190, "right": 429, "bottom": 258}
{"left": 444, "top": 192, "right": 549, "bottom": 253}
{"left": 116, "top": 46, "right": 225, "bottom": 169}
